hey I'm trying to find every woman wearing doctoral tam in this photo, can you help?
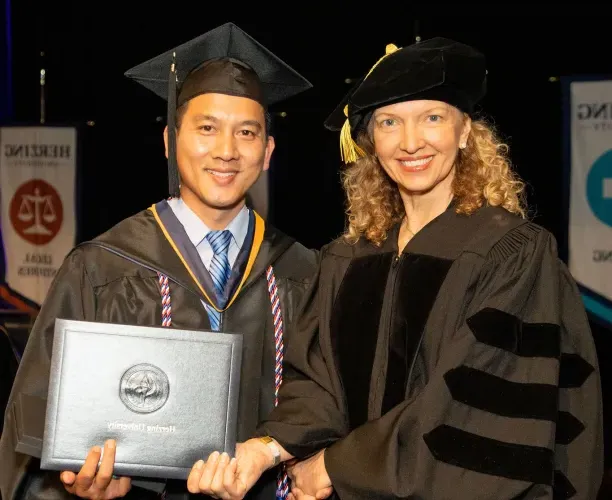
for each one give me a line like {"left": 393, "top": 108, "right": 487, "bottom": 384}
{"left": 192, "top": 37, "right": 604, "bottom": 500}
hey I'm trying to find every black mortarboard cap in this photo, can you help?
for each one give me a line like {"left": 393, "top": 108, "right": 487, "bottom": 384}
{"left": 324, "top": 37, "right": 487, "bottom": 164}
{"left": 125, "top": 22, "right": 313, "bottom": 196}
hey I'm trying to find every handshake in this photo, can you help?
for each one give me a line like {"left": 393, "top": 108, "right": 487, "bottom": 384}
{"left": 60, "top": 438, "right": 333, "bottom": 500}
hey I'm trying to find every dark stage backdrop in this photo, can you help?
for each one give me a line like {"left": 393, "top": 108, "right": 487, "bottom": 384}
{"left": 6, "top": 2, "right": 612, "bottom": 472}
{"left": 0, "top": 0, "right": 11, "bottom": 123}
{"left": 7, "top": 7, "right": 612, "bottom": 250}
{"left": 0, "top": 0, "right": 12, "bottom": 280}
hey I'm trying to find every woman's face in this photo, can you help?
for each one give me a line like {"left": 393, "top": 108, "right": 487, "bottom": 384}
{"left": 371, "top": 99, "right": 471, "bottom": 198}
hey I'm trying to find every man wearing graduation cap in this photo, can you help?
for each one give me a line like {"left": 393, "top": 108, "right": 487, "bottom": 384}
{"left": 0, "top": 22, "right": 317, "bottom": 500}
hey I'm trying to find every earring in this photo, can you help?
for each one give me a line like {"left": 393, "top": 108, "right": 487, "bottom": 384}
{"left": 460, "top": 142, "right": 467, "bottom": 149}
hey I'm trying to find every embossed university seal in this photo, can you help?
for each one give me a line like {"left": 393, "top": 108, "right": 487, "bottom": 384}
{"left": 119, "top": 364, "right": 169, "bottom": 414}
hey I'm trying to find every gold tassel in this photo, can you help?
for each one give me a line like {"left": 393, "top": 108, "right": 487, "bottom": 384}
{"left": 339, "top": 44, "right": 400, "bottom": 164}
{"left": 340, "top": 105, "right": 365, "bottom": 163}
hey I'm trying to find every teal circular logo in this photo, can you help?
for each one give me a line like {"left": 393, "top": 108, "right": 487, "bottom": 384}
{"left": 587, "top": 150, "right": 612, "bottom": 227}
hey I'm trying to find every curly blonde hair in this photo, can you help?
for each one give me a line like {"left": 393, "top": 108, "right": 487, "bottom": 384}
{"left": 341, "top": 118, "right": 527, "bottom": 246}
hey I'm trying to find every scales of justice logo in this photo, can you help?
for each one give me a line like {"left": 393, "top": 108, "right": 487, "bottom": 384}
{"left": 9, "top": 179, "right": 63, "bottom": 245}
{"left": 119, "top": 364, "right": 170, "bottom": 414}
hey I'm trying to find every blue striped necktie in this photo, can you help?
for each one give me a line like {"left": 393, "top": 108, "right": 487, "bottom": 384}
{"left": 205, "top": 230, "right": 232, "bottom": 331}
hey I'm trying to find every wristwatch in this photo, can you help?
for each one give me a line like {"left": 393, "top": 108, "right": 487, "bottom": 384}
{"left": 259, "top": 436, "right": 281, "bottom": 466}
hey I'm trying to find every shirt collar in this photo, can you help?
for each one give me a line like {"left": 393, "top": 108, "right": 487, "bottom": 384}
{"left": 169, "top": 198, "right": 250, "bottom": 249}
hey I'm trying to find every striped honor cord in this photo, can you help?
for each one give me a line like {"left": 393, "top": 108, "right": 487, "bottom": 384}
{"left": 266, "top": 265, "right": 289, "bottom": 500}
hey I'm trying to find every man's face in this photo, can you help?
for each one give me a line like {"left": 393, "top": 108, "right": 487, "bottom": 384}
{"left": 165, "top": 92, "right": 274, "bottom": 213}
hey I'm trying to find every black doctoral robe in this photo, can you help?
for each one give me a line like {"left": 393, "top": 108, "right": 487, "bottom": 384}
{"left": 257, "top": 204, "right": 603, "bottom": 499}
{"left": 0, "top": 200, "right": 318, "bottom": 500}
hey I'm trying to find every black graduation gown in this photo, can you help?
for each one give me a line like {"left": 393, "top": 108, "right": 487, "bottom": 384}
{"left": 0, "top": 200, "right": 318, "bottom": 500}
{"left": 257, "top": 204, "right": 603, "bottom": 500}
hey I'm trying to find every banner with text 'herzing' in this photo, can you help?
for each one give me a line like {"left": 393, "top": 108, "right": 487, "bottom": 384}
{"left": 565, "top": 78, "right": 612, "bottom": 326}
{"left": 0, "top": 126, "right": 77, "bottom": 305}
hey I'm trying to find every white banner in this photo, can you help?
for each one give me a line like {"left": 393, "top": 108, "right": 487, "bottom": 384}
{"left": 568, "top": 80, "right": 612, "bottom": 324}
{"left": 0, "top": 126, "right": 77, "bottom": 305}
